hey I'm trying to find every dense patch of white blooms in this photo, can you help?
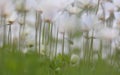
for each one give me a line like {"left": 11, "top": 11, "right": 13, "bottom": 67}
{"left": 0, "top": 0, "right": 120, "bottom": 61}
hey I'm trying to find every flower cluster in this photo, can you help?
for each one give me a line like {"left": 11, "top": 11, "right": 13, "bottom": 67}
{"left": 0, "top": 0, "right": 120, "bottom": 63}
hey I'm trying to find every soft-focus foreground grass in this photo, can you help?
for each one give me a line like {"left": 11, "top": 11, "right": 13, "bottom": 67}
{"left": 0, "top": 46, "right": 120, "bottom": 75}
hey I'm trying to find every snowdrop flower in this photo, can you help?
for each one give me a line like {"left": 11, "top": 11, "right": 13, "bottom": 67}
{"left": 70, "top": 54, "right": 80, "bottom": 65}
{"left": 95, "top": 27, "right": 119, "bottom": 40}
{"left": 79, "top": 13, "right": 101, "bottom": 32}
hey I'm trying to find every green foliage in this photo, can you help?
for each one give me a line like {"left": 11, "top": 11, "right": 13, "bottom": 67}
{"left": 0, "top": 46, "right": 120, "bottom": 75}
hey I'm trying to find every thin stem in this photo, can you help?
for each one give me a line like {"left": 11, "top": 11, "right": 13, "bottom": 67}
{"left": 68, "top": 32, "right": 72, "bottom": 55}
{"left": 95, "top": 0, "right": 100, "bottom": 15}
{"left": 19, "top": 25, "right": 22, "bottom": 51}
{"left": 89, "top": 30, "right": 94, "bottom": 62}
{"left": 49, "top": 23, "right": 53, "bottom": 58}
{"left": 8, "top": 25, "right": 12, "bottom": 50}
{"left": 62, "top": 32, "right": 65, "bottom": 57}
{"left": 22, "top": 0, "right": 26, "bottom": 32}
{"left": 98, "top": 40, "right": 102, "bottom": 60}
{"left": 35, "top": 11, "right": 38, "bottom": 51}
{"left": 85, "top": 32, "right": 89, "bottom": 61}
{"left": 38, "top": 13, "right": 42, "bottom": 56}
{"left": 55, "top": 28, "right": 58, "bottom": 58}
{"left": 101, "top": 3, "right": 106, "bottom": 26}
{"left": 42, "top": 22, "right": 45, "bottom": 44}
{"left": 3, "top": 17, "right": 6, "bottom": 46}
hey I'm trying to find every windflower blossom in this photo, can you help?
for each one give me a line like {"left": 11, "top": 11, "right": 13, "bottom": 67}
{"left": 35, "top": 0, "right": 74, "bottom": 22}
{"left": 95, "top": 27, "right": 119, "bottom": 40}
{"left": 113, "top": 0, "right": 120, "bottom": 8}
{"left": 6, "top": 12, "right": 17, "bottom": 25}
{"left": 79, "top": 13, "right": 101, "bottom": 32}
{"left": 1, "top": 1, "right": 15, "bottom": 18}
{"left": 113, "top": 12, "right": 120, "bottom": 29}
{"left": 55, "top": 12, "right": 78, "bottom": 34}
{"left": 76, "top": 0, "right": 98, "bottom": 10}
{"left": 102, "top": 2, "right": 117, "bottom": 20}
{"left": 16, "top": 0, "right": 37, "bottom": 12}
{"left": 66, "top": 4, "right": 82, "bottom": 14}
{"left": 0, "top": 0, "right": 120, "bottom": 62}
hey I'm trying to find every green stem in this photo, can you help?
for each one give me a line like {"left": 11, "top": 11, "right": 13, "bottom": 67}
{"left": 8, "top": 25, "right": 12, "bottom": 50}
{"left": 3, "top": 17, "right": 6, "bottom": 46}
{"left": 68, "top": 32, "right": 72, "bottom": 55}
{"left": 55, "top": 28, "right": 58, "bottom": 58}
{"left": 49, "top": 23, "right": 53, "bottom": 58}
{"left": 19, "top": 25, "right": 22, "bottom": 51}
{"left": 62, "top": 32, "right": 65, "bottom": 58}
{"left": 98, "top": 40, "right": 102, "bottom": 60}
{"left": 35, "top": 11, "right": 38, "bottom": 52}
{"left": 38, "top": 12, "right": 42, "bottom": 56}
{"left": 85, "top": 32, "right": 89, "bottom": 61}
{"left": 42, "top": 22, "right": 45, "bottom": 44}
{"left": 89, "top": 30, "right": 94, "bottom": 62}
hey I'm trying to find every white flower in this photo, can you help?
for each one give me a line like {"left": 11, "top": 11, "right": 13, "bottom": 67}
{"left": 97, "top": 6, "right": 105, "bottom": 21}
{"left": 15, "top": 0, "right": 24, "bottom": 12}
{"left": 6, "top": 12, "right": 17, "bottom": 24}
{"left": 66, "top": 4, "right": 82, "bottom": 14}
{"left": 26, "top": 14, "right": 36, "bottom": 27}
{"left": 0, "top": 0, "right": 8, "bottom": 10}
{"left": 55, "top": 12, "right": 78, "bottom": 33}
{"left": 114, "top": 12, "right": 120, "bottom": 29}
{"left": 2, "top": 1, "right": 15, "bottom": 17}
{"left": 25, "top": 0, "right": 37, "bottom": 11}
{"left": 36, "top": 0, "right": 74, "bottom": 22}
{"left": 103, "top": 2, "right": 117, "bottom": 19}
{"left": 70, "top": 54, "right": 80, "bottom": 65}
{"left": 79, "top": 14, "right": 101, "bottom": 32}
{"left": 114, "top": 11, "right": 120, "bottom": 19}
{"left": 95, "top": 27, "right": 119, "bottom": 40}
{"left": 76, "top": 0, "right": 98, "bottom": 9}
{"left": 16, "top": 0, "right": 37, "bottom": 12}
{"left": 113, "top": 0, "right": 120, "bottom": 8}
